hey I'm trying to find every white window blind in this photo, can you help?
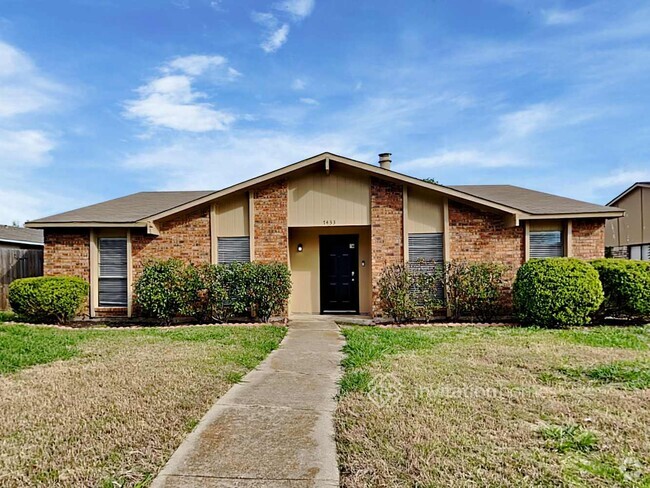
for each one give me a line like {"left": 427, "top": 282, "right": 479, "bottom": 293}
{"left": 530, "top": 231, "right": 564, "bottom": 258}
{"left": 217, "top": 237, "right": 251, "bottom": 264}
{"left": 98, "top": 238, "right": 127, "bottom": 307}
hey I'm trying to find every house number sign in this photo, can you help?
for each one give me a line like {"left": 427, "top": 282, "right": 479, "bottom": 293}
{"left": 322, "top": 219, "right": 336, "bottom": 225}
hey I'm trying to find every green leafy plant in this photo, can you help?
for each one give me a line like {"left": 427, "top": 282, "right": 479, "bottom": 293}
{"left": 378, "top": 261, "right": 446, "bottom": 323}
{"left": 378, "top": 263, "right": 417, "bottom": 323}
{"left": 134, "top": 259, "right": 187, "bottom": 324}
{"left": 513, "top": 258, "right": 604, "bottom": 328}
{"left": 8, "top": 276, "right": 89, "bottom": 324}
{"left": 444, "top": 261, "right": 508, "bottom": 322}
{"left": 590, "top": 259, "right": 650, "bottom": 320}
{"left": 245, "top": 261, "right": 292, "bottom": 322}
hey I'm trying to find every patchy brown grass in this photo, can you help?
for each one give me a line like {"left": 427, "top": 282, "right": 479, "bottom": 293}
{"left": 336, "top": 326, "right": 650, "bottom": 487}
{"left": 0, "top": 325, "right": 285, "bottom": 487}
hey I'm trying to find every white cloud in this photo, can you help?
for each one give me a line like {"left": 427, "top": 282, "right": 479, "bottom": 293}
{"left": 0, "top": 129, "right": 54, "bottom": 166}
{"left": 542, "top": 8, "right": 582, "bottom": 26}
{"left": 124, "top": 55, "right": 239, "bottom": 132}
{"left": 252, "top": 12, "right": 291, "bottom": 53}
{"left": 274, "top": 0, "right": 315, "bottom": 20}
{"left": 292, "top": 78, "right": 306, "bottom": 90}
{"left": 498, "top": 104, "right": 556, "bottom": 138}
{"left": 166, "top": 54, "right": 226, "bottom": 76}
{"left": 251, "top": 0, "right": 314, "bottom": 53}
{"left": 0, "top": 41, "right": 63, "bottom": 117}
{"left": 262, "top": 24, "right": 290, "bottom": 53}
{"left": 399, "top": 149, "right": 525, "bottom": 171}
{"left": 299, "top": 97, "right": 319, "bottom": 105}
{"left": 123, "top": 130, "right": 363, "bottom": 191}
{"left": 586, "top": 169, "right": 650, "bottom": 190}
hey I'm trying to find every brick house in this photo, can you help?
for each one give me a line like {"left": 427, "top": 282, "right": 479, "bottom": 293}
{"left": 26, "top": 152, "right": 623, "bottom": 318}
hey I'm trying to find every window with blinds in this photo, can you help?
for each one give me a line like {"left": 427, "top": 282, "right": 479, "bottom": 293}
{"left": 408, "top": 233, "right": 444, "bottom": 300}
{"left": 529, "top": 231, "right": 564, "bottom": 258}
{"left": 98, "top": 238, "right": 127, "bottom": 307}
{"left": 408, "top": 233, "right": 444, "bottom": 270}
{"left": 217, "top": 237, "right": 251, "bottom": 264}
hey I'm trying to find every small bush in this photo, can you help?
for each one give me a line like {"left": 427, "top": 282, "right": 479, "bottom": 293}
{"left": 378, "top": 263, "right": 417, "bottom": 323}
{"left": 444, "top": 261, "right": 508, "bottom": 322}
{"left": 246, "top": 261, "right": 292, "bottom": 323}
{"left": 8, "top": 276, "right": 89, "bottom": 324}
{"left": 378, "top": 261, "right": 444, "bottom": 323}
{"left": 134, "top": 260, "right": 292, "bottom": 324}
{"left": 591, "top": 259, "right": 650, "bottom": 320}
{"left": 513, "top": 258, "right": 604, "bottom": 328}
{"left": 134, "top": 259, "right": 186, "bottom": 324}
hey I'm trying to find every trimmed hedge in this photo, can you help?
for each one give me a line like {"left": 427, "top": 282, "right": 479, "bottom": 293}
{"left": 134, "top": 260, "right": 291, "bottom": 324}
{"left": 591, "top": 259, "right": 650, "bottom": 320}
{"left": 8, "top": 276, "right": 89, "bottom": 324}
{"left": 513, "top": 258, "right": 604, "bottom": 328}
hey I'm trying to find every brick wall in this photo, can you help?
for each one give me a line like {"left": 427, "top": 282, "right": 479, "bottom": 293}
{"left": 448, "top": 201, "right": 525, "bottom": 283}
{"left": 43, "top": 229, "right": 90, "bottom": 314}
{"left": 572, "top": 218, "right": 605, "bottom": 260}
{"left": 370, "top": 177, "right": 403, "bottom": 315}
{"left": 131, "top": 206, "right": 211, "bottom": 283}
{"left": 252, "top": 180, "right": 288, "bottom": 264}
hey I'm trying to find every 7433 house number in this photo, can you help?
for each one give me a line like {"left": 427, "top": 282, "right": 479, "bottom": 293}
{"left": 322, "top": 219, "right": 336, "bottom": 225}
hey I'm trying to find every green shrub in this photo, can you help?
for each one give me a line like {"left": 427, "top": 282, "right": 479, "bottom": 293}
{"left": 134, "top": 260, "right": 292, "bottom": 324}
{"left": 513, "top": 258, "right": 604, "bottom": 328}
{"left": 378, "top": 263, "right": 416, "bottom": 323}
{"left": 444, "top": 261, "right": 509, "bottom": 322}
{"left": 134, "top": 259, "right": 186, "bottom": 324}
{"left": 591, "top": 259, "right": 650, "bottom": 320}
{"left": 246, "top": 262, "right": 292, "bottom": 323}
{"left": 8, "top": 276, "right": 89, "bottom": 324}
{"left": 378, "top": 261, "right": 445, "bottom": 323}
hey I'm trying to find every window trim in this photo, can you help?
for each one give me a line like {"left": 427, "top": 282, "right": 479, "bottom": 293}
{"left": 98, "top": 237, "right": 128, "bottom": 307}
{"left": 525, "top": 220, "right": 570, "bottom": 261}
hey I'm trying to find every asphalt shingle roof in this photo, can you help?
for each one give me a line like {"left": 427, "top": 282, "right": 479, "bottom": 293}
{"left": 449, "top": 185, "right": 621, "bottom": 215}
{"left": 0, "top": 225, "right": 44, "bottom": 245}
{"left": 28, "top": 191, "right": 215, "bottom": 224}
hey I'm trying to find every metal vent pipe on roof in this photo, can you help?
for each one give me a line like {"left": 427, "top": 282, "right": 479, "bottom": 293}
{"left": 378, "top": 152, "right": 392, "bottom": 170}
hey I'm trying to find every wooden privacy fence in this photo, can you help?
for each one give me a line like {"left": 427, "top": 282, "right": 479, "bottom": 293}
{"left": 0, "top": 249, "right": 43, "bottom": 310}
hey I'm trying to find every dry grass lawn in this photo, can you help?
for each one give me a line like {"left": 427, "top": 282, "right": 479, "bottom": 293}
{"left": 0, "top": 324, "right": 285, "bottom": 487}
{"left": 336, "top": 325, "right": 650, "bottom": 487}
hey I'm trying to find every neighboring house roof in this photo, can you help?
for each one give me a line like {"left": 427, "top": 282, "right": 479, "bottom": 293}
{"left": 606, "top": 182, "right": 650, "bottom": 206}
{"left": 0, "top": 225, "right": 44, "bottom": 246}
{"left": 450, "top": 185, "right": 619, "bottom": 216}
{"left": 27, "top": 191, "right": 214, "bottom": 225}
{"left": 25, "top": 152, "right": 624, "bottom": 230}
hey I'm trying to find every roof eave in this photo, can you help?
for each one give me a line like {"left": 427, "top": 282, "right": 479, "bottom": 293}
{"left": 25, "top": 221, "right": 148, "bottom": 229}
{"left": 607, "top": 183, "right": 650, "bottom": 206}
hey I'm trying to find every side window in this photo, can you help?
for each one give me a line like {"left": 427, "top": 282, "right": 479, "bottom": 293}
{"left": 98, "top": 238, "right": 127, "bottom": 307}
{"left": 529, "top": 230, "right": 564, "bottom": 258}
{"left": 408, "top": 232, "right": 444, "bottom": 299}
{"left": 217, "top": 236, "right": 251, "bottom": 264}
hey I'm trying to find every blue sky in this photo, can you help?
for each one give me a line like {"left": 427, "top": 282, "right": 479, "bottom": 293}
{"left": 1, "top": 0, "right": 650, "bottom": 223}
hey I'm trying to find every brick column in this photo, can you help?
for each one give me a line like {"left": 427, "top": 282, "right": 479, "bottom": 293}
{"left": 252, "top": 179, "right": 289, "bottom": 264}
{"left": 43, "top": 229, "right": 91, "bottom": 315}
{"left": 572, "top": 218, "right": 605, "bottom": 259}
{"left": 370, "top": 177, "right": 403, "bottom": 316}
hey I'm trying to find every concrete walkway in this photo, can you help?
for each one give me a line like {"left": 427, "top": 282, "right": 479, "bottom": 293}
{"left": 152, "top": 317, "right": 344, "bottom": 488}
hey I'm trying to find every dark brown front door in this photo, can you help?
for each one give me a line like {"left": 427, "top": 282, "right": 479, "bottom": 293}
{"left": 320, "top": 234, "right": 359, "bottom": 313}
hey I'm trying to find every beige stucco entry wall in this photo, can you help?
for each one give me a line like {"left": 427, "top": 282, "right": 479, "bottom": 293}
{"left": 288, "top": 226, "right": 372, "bottom": 314}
